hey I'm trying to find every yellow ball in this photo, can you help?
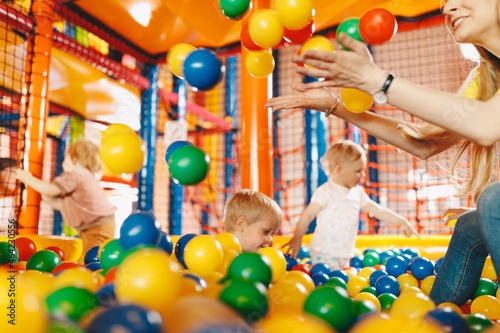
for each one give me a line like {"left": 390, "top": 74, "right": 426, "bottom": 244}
{"left": 350, "top": 313, "right": 443, "bottom": 333}
{"left": 214, "top": 232, "right": 241, "bottom": 253}
{"left": 51, "top": 267, "right": 102, "bottom": 293}
{"left": 258, "top": 247, "right": 287, "bottom": 283}
{"left": 400, "top": 286, "right": 423, "bottom": 296}
{"left": 184, "top": 235, "right": 224, "bottom": 277}
{"left": 246, "top": 50, "right": 275, "bottom": 78}
{"left": 101, "top": 124, "right": 135, "bottom": 144}
{"left": 249, "top": 9, "right": 284, "bottom": 48}
{"left": 482, "top": 257, "right": 497, "bottom": 281}
{"left": 397, "top": 273, "right": 419, "bottom": 289}
{"left": 167, "top": 43, "right": 197, "bottom": 78}
{"left": 420, "top": 275, "right": 436, "bottom": 296}
{"left": 101, "top": 131, "right": 144, "bottom": 174}
{"left": 471, "top": 295, "right": 500, "bottom": 320}
{"left": 358, "top": 267, "right": 376, "bottom": 279}
{"left": 255, "top": 311, "right": 336, "bottom": 333}
{"left": 268, "top": 279, "right": 309, "bottom": 314}
{"left": 390, "top": 293, "right": 436, "bottom": 321}
{"left": 276, "top": 0, "right": 314, "bottom": 30}
{"left": 216, "top": 249, "right": 238, "bottom": 275}
{"left": 437, "top": 302, "right": 463, "bottom": 314}
{"left": 301, "top": 36, "right": 334, "bottom": 69}
{"left": 115, "top": 248, "right": 181, "bottom": 312}
{"left": 353, "top": 292, "right": 381, "bottom": 311}
{"left": 341, "top": 88, "right": 374, "bottom": 113}
{"left": 347, "top": 276, "right": 369, "bottom": 297}
{"left": 280, "top": 270, "right": 315, "bottom": 292}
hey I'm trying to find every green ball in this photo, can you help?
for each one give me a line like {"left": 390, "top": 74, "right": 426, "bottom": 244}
{"left": 219, "top": 279, "right": 268, "bottom": 324}
{"left": 0, "top": 241, "right": 18, "bottom": 266}
{"left": 227, "top": 252, "right": 273, "bottom": 287}
{"left": 168, "top": 145, "right": 210, "bottom": 185}
{"left": 219, "top": 0, "right": 251, "bottom": 20}
{"left": 99, "top": 239, "right": 126, "bottom": 270}
{"left": 464, "top": 313, "right": 493, "bottom": 333}
{"left": 304, "top": 285, "right": 355, "bottom": 332}
{"left": 45, "top": 286, "right": 99, "bottom": 321}
{"left": 27, "top": 250, "right": 61, "bottom": 273}
{"left": 336, "top": 18, "right": 364, "bottom": 50}
{"left": 325, "top": 276, "right": 347, "bottom": 290}
{"left": 351, "top": 299, "right": 378, "bottom": 317}
{"left": 473, "top": 278, "right": 497, "bottom": 299}
{"left": 360, "top": 286, "right": 378, "bottom": 296}
{"left": 363, "top": 252, "right": 380, "bottom": 267}
{"left": 377, "top": 292, "right": 397, "bottom": 311}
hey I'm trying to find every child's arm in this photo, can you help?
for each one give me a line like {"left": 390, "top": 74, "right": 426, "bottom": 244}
{"left": 15, "top": 169, "right": 62, "bottom": 197}
{"left": 362, "top": 200, "right": 420, "bottom": 239}
{"left": 282, "top": 202, "right": 323, "bottom": 258}
{"left": 41, "top": 194, "right": 63, "bottom": 211}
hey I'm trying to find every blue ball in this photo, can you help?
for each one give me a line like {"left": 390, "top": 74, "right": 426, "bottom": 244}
{"left": 158, "top": 231, "right": 174, "bottom": 255}
{"left": 312, "top": 272, "right": 330, "bottom": 287}
{"left": 96, "top": 283, "right": 116, "bottom": 307}
{"left": 165, "top": 140, "right": 193, "bottom": 164}
{"left": 375, "top": 275, "right": 400, "bottom": 296}
{"left": 119, "top": 212, "right": 162, "bottom": 250}
{"left": 174, "top": 233, "right": 198, "bottom": 269}
{"left": 297, "top": 246, "right": 310, "bottom": 260}
{"left": 328, "top": 269, "right": 350, "bottom": 283}
{"left": 310, "top": 263, "right": 331, "bottom": 276}
{"left": 350, "top": 255, "right": 365, "bottom": 270}
{"left": 87, "top": 304, "right": 162, "bottom": 333}
{"left": 402, "top": 247, "right": 420, "bottom": 258}
{"left": 385, "top": 255, "right": 408, "bottom": 277}
{"left": 434, "top": 256, "right": 444, "bottom": 273}
{"left": 369, "top": 269, "right": 388, "bottom": 287}
{"left": 379, "top": 250, "right": 393, "bottom": 263}
{"left": 183, "top": 273, "right": 208, "bottom": 289}
{"left": 425, "top": 307, "right": 470, "bottom": 333}
{"left": 85, "top": 262, "right": 102, "bottom": 271}
{"left": 284, "top": 255, "right": 298, "bottom": 271}
{"left": 84, "top": 246, "right": 100, "bottom": 265}
{"left": 401, "top": 253, "right": 413, "bottom": 264}
{"left": 409, "top": 256, "right": 434, "bottom": 280}
{"left": 183, "top": 49, "right": 223, "bottom": 91}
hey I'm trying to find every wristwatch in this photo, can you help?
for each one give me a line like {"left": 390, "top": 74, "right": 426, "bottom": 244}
{"left": 373, "top": 73, "right": 394, "bottom": 104}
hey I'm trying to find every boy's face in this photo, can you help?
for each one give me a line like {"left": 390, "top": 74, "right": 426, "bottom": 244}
{"left": 335, "top": 155, "right": 366, "bottom": 189}
{"left": 233, "top": 217, "right": 279, "bottom": 253}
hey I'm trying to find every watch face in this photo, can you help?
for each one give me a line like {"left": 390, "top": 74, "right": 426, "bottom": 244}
{"left": 373, "top": 91, "right": 388, "bottom": 104}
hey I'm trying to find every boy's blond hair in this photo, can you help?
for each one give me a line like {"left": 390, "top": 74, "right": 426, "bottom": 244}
{"left": 223, "top": 189, "right": 283, "bottom": 232}
{"left": 321, "top": 140, "right": 365, "bottom": 177}
{"left": 67, "top": 139, "right": 102, "bottom": 173}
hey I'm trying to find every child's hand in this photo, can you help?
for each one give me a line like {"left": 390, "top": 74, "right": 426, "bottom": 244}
{"left": 402, "top": 219, "right": 420, "bottom": 239}
{"left": 281, "top": 236, "right": 302, "bottom": 259}
{"left": 443, "top": 208, "right": 470, "bottom": 226}
{"left": 15, "top": 169, "right": 32, "bottom": 183}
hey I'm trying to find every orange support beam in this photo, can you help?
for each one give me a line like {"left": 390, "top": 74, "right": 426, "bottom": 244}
{"left": 17, "top": 0, "right": 55, "bottom": 234}
{"left": 240, "top": 0, "right": 273, "bottom": 197}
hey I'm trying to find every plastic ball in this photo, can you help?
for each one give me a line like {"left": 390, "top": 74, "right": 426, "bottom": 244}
{"left": 300, "top": 35, "right": 334, "bottom": 68}
{"left": 101, "top": 131, "right": 144, "bottom": 174}
{"left": 311, "top": 272, "right": 330, "bottom": 286}
{"left": 283, "top": 20, "right": 315, "bottom": 44}
{"left": 471, "top": 295, "right": 500, "bottom": 320}
{"left": 304, "top": 285, "right": 355, "bottom": 332}
{"left": 284, "top": 254, "right": 298, "bottom": 271}
{"left": 255, "top": 310, "right": 335, "bottom": 333}
{"left": 297, "top": 246, "right": 310, "bottom": 260}
{"left": 329, "top": 269, "right": 350, "bottom": 283}
{"left": 420, "top": 275, "right": 436, "bottom": 296}
{"left": 424, "top": 307, "right": 469, "bottom": 333}
{"left": 165, "top": 140, "right": 194, "bottom": 164}
{"left": 280, "top": 270, "right": 315, "bottom": 292}
{"left": 43, "top": 246, "right": 65, "bottom": 262}
{"left": 384, "top": 255, "right": 408, "bottom": 277}
{"left": 27, "top": 250, "right": 61, "bottom": 273}
{"left": 95, "top": 283, "right": 116, "bottom": 307}
{"left": 241, "top": 19, "right": 262, "bottom": 51}
{"left": 350, "top": 255, "right": 365, "bottom": 270}
{"left": 158, "top": 231, "right": 174, "bottom": 255}
{"left": 168, "top": 145, "right": 210, "bottom": 185}
{"left": 473, "top": 278, "right": 497, "bottom": 299}
{"left": 276, "top": 0, "right": 314, "bottom": 30}
{"left": 15, "top": 237, "right": 37, "bottom": 261}
{"left": 0, "top": 242, "right": 17, "bottom": 266}
{"left": 341, "top": 88, "right": 374, "bottom": 113}
{"left": 184, "top": 235, "right": 224, "bottom": 276}
{"left": 51, "top": 261, "right": 82, "bottom": 274}
{"left": 267, "top": 278, "right": 309, "bottom": 314}
{"left": 437, "top": 302, "right": 463, "bottom": 314}
{"left": 347, "top": 276, "right": 370, "bottom": 297}
{"left": 215, "top": 232, "right": 241, "bottom": 253}
{"left": 227, "top": 252, "right": 273, "bottom": 287}
{"left": 183, "top": 49, "right": 224, "bottom": 91}
{"left": 482, "top": 257, "right": 497, "bottom": 280}
{"left": 434, "top": 256, "right": 444, "bottom": 273}
{"left": 219, "top": 0, "right": 251, "bottom": 20}
{"left": 248, "top": 9, "right": 284, "bottom": 49}
{"left": 359, "top": 8, "right": 397, "bottom": 45}
{"left": 397, "top": 273, "right": 419, "bottom": 289}
{"left": 101, "top": 123, "right": 136, "bottom": 143}
{"left": 464, "top": 313, "right": 494, "bottom": 332}
{"left": 258, "top": 247, "right": 287, "bottom": 283}
{"left": 115, "top": 248, "right": 181, "bottom": 312}
{"left": 325, "top": 276, "right": 348, "bottom": 290}
{"left": 375, "top": 274, "right": 400, "bottom": 296}
{"left": 51, "top": 267, "right": 102, "bottom": 293}
{"left": 409, "top": 256, "right": 434, "bottom": 280}
{"left": 99, "top": 239, "right": 126, "bottom": 270}
{"left": 291, "top": 263, "right": 311, "bottom": 276}
{"left": 167, "top": 43, "right": 197, "bottom": 78}
{"left": 219, "top": 279, "right": 268, "bottom": 324}
{"left": 119, "top": 212, "right": 162, "bottom": 250}
{"left": 84, "top": 246, "right": 100, "bottom": 264}
{"left": 363, "top": 252, "right": 380, "bottom": 267}
{"left": 175, "top": 233, "right": 198, "bottom": 268}
{"left": 369, "top": 269, "right": 388, "bottom": 287}
{"left": 88, "top": 304, "right": 162, "bottom": 333}
{"left": 390, "top": 293, "right": 436, "bottom": 321}
{"left": 246, "top": 50, "right": 275, "bottom": 78}
{"left": 354, "top": 292, "right": 381, "bottom": 311}
{"left": 336, "top": 18, "right": 364, "bottom": 50}
{"left": 45, "top": 286, "right": 99, "bottom": 321}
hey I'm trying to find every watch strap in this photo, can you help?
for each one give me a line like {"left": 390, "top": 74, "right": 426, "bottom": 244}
{"left": 381, "top": 73, "right": 395, "bottom": 93}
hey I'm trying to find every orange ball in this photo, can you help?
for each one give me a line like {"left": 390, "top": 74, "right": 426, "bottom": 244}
{"left": 341, "top": 88, "right": 374, "bottom": 113}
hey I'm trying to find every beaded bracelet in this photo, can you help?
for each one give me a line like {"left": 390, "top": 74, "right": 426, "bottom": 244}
{"left": 324, "top": 94, "right": 341, "bottom": 117}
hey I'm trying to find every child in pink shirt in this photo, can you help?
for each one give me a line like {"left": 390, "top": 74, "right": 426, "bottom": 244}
{"left": 16, "top": 139, "right": 116, "bottom": 255}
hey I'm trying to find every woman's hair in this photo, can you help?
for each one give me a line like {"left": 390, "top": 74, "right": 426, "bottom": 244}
{"left": 320, "top": 140, "right": 365, "bottom": 177}
{"left": 67, "top": 139, "right": 102, "bottom": 173}
{"left": 398, "top": 45, "right": 500, "bottom": 202}
{"left": 223, "top": 189, "right": 283, "bottom": 232}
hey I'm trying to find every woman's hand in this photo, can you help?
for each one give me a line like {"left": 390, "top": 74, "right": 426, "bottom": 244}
{"left": 292, "top": 33, "right": 387, "bottom": 94}
{"left": 264, "top": 87, "right": 336, "bottom": 112}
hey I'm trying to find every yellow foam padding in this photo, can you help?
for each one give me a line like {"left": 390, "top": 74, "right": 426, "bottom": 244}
{"left": 0, "top": 235, "right": 82, "bottom": 262}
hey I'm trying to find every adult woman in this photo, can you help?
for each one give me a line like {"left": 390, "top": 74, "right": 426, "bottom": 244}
{"left": 265, "top": 0, "right": 500, "bottom": 305}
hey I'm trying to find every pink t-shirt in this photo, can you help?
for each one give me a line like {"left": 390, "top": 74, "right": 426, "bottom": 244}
{"left": 54, "top": 169, "right": 116, "bottom": 230}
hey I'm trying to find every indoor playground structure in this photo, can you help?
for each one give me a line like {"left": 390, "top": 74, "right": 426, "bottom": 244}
{"left": 0, "top": 0, "right": 498, "bottom": 332}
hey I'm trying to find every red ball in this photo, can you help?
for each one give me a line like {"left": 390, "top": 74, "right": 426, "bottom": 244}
{"left": 283, "top": 20, "right": 315, "bottom": 44}
{"left": 15, "top": 237, "right": 37, "bottom": 261}
{"left": 359, "top": 8, "right": 397, "bottom": 45}
{"left": 291, "top": 263, "right": 311, "bottom": 276}
{"left": 52, "top": 261, "right": 82, "bottom": 274}
{"left": 241, "top": 20, "right": 262, "bottom": 51}
{"left": 104, "top": 266, "right": 119, "bottom": 285}
{"left": 45, "top": 246, "right": 65, "bottom": 261}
